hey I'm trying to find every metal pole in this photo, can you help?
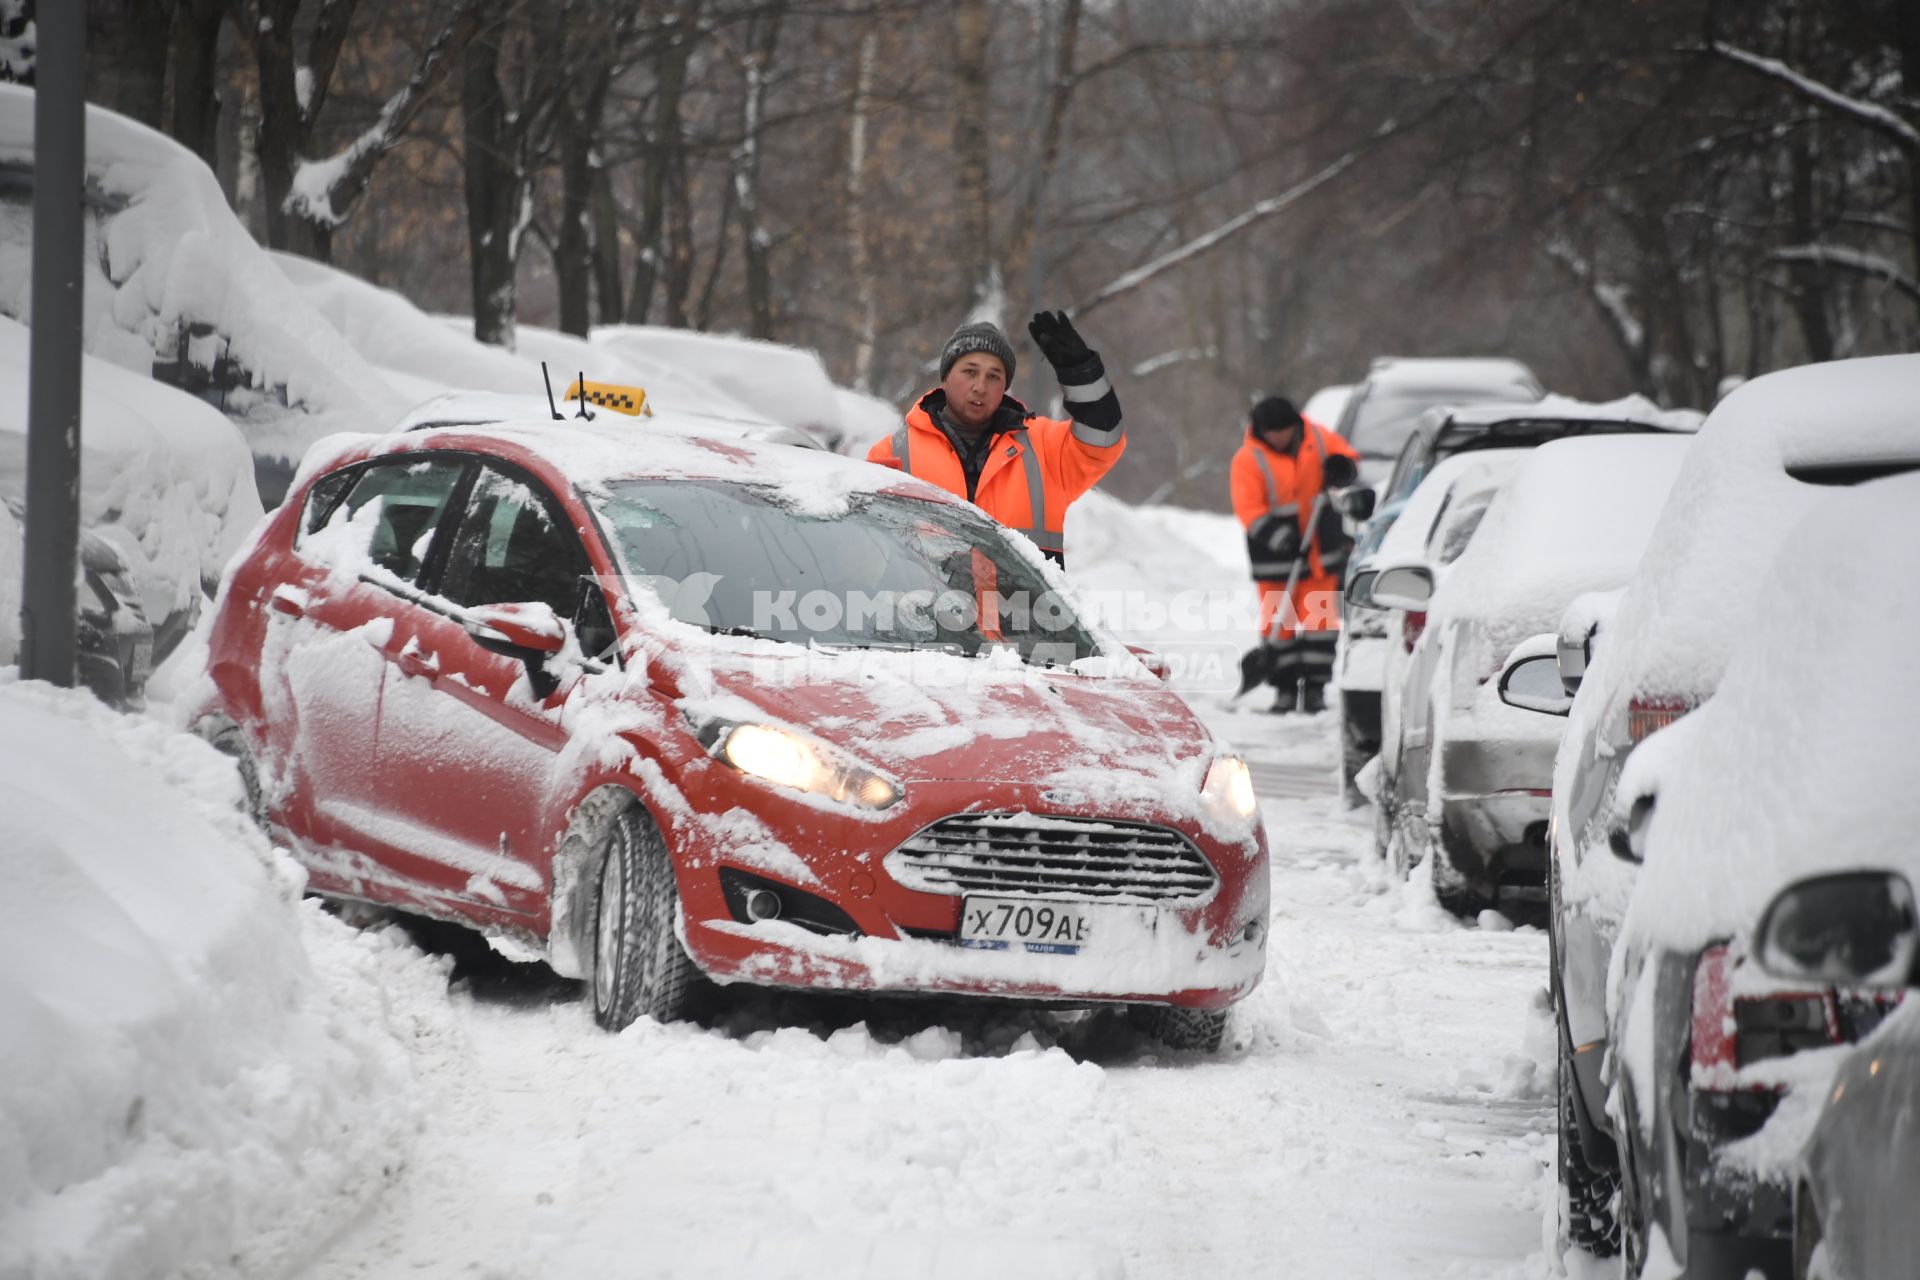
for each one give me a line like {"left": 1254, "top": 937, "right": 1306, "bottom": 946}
{"left": 21, "top": 1, "right": 86, "bottom": 688}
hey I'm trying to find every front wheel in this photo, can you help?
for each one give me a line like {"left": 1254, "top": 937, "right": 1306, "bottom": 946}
{"left": 590, "top": 807, "right": 703, "bottom": 1031}
{"left": 1559, "top": 1040, "right": 1621, "bottom": 1256}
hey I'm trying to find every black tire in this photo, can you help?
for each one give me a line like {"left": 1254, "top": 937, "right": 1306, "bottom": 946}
{"left": 1372, "top": 769, "right": 1395, "bottom": 863}
{"left": 1560, "top": 1040, "right": 1621, "bottom": 1256}
{"left": 1431, "top": 830, "right": 1494, "bottom": 918}
{"left": 1135, "top": 1004, "right": 1229, "bottom": 1053}
{"left": 1339, "top": 709, "right": 1373, "bottom": 809}
{"left": 1616, "top": 1085, "right": 1652, "bottom": 1277}
{"left": 203, "top": 723, "right": 270, "bottom": 836}
{"left": 589, "top": 807, "right": 702, "bottom": 1031}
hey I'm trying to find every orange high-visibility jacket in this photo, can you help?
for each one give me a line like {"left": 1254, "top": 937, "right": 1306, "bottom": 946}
{"left": 868, "top": 374, "right": 1125, "bottom": 562}
{"left": 1231, "top": 419, "right": 1359, "bottom": 633}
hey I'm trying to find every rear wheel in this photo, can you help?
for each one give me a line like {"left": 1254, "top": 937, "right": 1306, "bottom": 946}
{"left": 590, "top": 807, "right": 702, "bottom": 1031}
{"left": 1339, "top": 706, "right": 1373, "bottom": 809}
{"left": 201, "top": 722, "right": 270, "bottom": 836}
{"left": 1559, "top": 1039, "right": 1621, "bottom": 1256}
{"left": 1135, "top": 1005, "right": 1228, "bottom": 1053}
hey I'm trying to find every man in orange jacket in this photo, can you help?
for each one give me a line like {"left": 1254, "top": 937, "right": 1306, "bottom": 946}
{"left": 869, "top": 312, "right": 1124, "bottom": 567}
{"left": 1230, "top": 396, "right": 1359, "bottom": 712}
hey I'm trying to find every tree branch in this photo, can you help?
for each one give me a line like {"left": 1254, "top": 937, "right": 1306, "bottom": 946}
{"left": 1771, "top": 244, "right": 1920, "bottom": 306}
{"left": 1706, "top": 40, "right": 1920, "bottom": 151}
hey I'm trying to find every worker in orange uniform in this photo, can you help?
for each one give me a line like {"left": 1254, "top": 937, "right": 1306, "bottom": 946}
{"left": 869, "top": 312, "right": 1124, "bottom": 567}
{"left": 1231, "top": 396, "right": 1359, "bottom": 713}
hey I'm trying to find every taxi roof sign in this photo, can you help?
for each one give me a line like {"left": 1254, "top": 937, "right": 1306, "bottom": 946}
{"left": 565, "top": 378, "right": 650, "bottom": 417}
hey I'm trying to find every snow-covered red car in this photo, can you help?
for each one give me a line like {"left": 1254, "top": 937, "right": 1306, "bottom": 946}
{"left": 192, "top": 414, "right": 1269, "bottom": 1050}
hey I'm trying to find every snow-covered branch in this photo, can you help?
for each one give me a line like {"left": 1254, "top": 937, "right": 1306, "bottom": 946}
{"left": 285, "top": 0, "right": 475, "bottom": 228}
{"left": 0, "top": 0, "right": 32, "bottom": 84}
{"left": 1706, "top": 40, "right": 1920, "bottom": 151}
{"left": 1071, "top": 141, "right": 1373, "bottom": 320}
{"left": 1130, "top": 346, "right": 1218, "bottom": 379}
{"left": 1772, "top": 244, "right": 1920, "bottom": 305}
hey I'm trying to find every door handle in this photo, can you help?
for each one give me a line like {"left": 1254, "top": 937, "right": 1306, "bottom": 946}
{"left": 269, "top": 584, "right": 308, "bottom": 618}
{"left": 395, "top": 636, "right": 439, "bottom": 679}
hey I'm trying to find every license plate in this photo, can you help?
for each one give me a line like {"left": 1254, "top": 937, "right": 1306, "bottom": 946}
{"left": 958, "top": 896, "right": 1152, "bottom": 955}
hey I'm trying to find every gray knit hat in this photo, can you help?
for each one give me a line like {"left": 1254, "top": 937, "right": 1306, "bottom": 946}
{"left": 939, "top": 321, "right": 1016, "bottom": 385}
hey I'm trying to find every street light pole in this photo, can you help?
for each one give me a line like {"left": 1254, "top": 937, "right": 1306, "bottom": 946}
{"left": 21, "top": 0, "right": 85, "bottom": 687}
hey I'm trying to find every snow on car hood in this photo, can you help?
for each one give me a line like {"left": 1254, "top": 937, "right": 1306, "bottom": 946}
{"left": 678, "top": 647, "right": 1223, "bottom": 815}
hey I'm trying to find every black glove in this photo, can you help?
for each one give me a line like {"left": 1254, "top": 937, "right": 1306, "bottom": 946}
{"left": 1028, "top": 310, "right": 1092, "bottom": 370}
{"left": 1323, "top": 453, "right": 1358, "bottom": 488}
{"left": 1248, "top": 513, "right": 1301, "bottom": 561}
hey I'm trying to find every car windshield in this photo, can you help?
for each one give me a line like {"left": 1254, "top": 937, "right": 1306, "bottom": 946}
{"left": 591, "top": 480, "right": 1102, "bottom": 667}
{"left": 1350, "top": 387, "right": 1534, "bottom": 461}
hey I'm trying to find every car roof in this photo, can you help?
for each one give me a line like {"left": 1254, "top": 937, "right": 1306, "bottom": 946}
{"left": 1362, "top": 357, "right": 1543, "bottom": 395}
{"left": 1421, "top": 393, "right": 1703, "bottom": 435}
{"left": 300, "top": 413, "right": 956, "bottom": 517}
{"left": 390, "top": 389, "right": 824, "bottom": 451}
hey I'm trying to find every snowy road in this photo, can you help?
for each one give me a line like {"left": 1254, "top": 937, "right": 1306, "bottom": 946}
{"left": 299, "top": 705, "right": 1554, "bottom": 1280}
{"left": 291, "top": 498, "right": 1556, "bottom": 1280}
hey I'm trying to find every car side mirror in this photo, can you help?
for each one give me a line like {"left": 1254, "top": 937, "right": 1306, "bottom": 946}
{"left": 1498, "top": 634, "right": 1571, "bottom": 716}
{"left": 1346, "top": 568, "right": 1379, "bottom": 609}
{"left": 464, "top": 601, "right": 568, "bottom": 659}
{"left": 1608, "top": 793, "right": 1654, "bottom": 863}
{"left": 1339, "top": 488, "right": 1377, "bottom": 522}
{"left": 1369, "top": 564, "right": 1433, "bottom": 611}
{"left": 1127, "top": 644, "right": 1171, "bottom": 681}
{"left": 1755, "top": 871, "right": 1920, "bottom": 987}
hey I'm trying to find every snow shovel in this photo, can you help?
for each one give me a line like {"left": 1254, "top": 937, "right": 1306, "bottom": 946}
{"left": 1232, "top": 491, "right": 1327, "bottom": 702}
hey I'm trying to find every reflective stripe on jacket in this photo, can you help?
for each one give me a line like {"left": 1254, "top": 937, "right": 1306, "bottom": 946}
{"left": 867, "top": 365, "right": 1124, "bottom": 561}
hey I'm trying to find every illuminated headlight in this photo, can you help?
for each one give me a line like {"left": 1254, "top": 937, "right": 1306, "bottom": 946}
{"left": 706, "top": 721, "right": 903, "bottom": 811}
{"left": 1201, "top": 754, "right": 1258, "bottom": 825}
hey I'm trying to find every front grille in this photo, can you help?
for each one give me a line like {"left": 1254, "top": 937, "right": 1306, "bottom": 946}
{"left": 884, "top": 813, "right": 1218, "bottom": 903}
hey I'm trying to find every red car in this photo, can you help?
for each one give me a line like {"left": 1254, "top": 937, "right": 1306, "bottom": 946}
{"left": 193, "top": 414, "right": 1269, "bottom": 1050}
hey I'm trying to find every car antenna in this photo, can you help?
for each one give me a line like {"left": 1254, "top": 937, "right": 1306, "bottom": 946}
{"left": 576, "top": 370, "right": 595, "bottom": 420}
{"left": 539, "top": 362, "right": 564, "bottom": 421}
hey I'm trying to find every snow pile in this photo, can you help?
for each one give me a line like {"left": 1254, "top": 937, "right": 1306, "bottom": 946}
{"left": 0, "top": 316, "right": 262, "bottom": 650}
{"left": 0, "top": 86, "right": 404, "bottom": 471}
{"left": 0, "top": 678, "right": 445, "bottom": 1280}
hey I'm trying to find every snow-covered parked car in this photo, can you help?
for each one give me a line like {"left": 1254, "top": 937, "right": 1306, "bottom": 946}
{"left": 1331, "top": 355, "right": 1542, "bottom": 494}
{"left": 392, "top": 388, "right": 823, "bottom": 452}
{"left": 1601, "top": 473, "right": 1920, "bottom": 1278}
{"left": 1756, "top": 872, "right": 1920, "bottom": 1280}
{"left": 1544, "top": 354, "right": 1920, "bottom": 1259}
{"left": 1334, "top": 394, "right": 1701, "bottom": 804}
{"left": 0, "top": 317, "right": 262, "bottom": 707}
{"left": 0, "top": 86, "right": 403, "bottom": 508}
{"left": 191, "top": 414, "right": 1270, "bottom": 1052}
{"left": 1370, "top": 434, "right": 1691, "bottom": 917}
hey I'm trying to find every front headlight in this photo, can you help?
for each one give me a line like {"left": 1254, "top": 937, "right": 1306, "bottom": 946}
{"left": 706, "top": 721, "right": 903, "bottom": 811}
{"left": 1201, "top": 754, "right": 1258, "bottom": 825}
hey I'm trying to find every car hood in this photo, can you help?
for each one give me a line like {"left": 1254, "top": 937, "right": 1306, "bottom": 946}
{"left": 684, "top": 650, "right": 1219, "bottom": 788}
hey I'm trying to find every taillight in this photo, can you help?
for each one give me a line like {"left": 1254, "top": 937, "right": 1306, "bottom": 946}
{"left": 1690, "top": 944, "right": 1841, "bottom": 1092}
{"left": 1401, "top": 610, "right": 1426, "bottom": 652}
{"left": 1628, "top": 695, "right": 1691, "bottom": 745}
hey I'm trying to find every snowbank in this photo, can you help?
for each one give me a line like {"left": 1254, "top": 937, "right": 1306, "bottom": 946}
{"left": 0, "top": 679, "right": 444, "bottom": 1280}
{"left": 593, "top": 325, "right": 848, "bottom": 445}
{"left": 0, "top": 315, "right": 262, "bottom": 652}
{"left": 0, "top": 85, "right": 403, "bottom": 472}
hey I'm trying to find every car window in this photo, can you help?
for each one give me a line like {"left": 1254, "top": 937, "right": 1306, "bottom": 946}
{"left": 1384, "top": 436, "right": 1426, "bottom": 504}
{"left": 440, "top": 465, "right": 589, "bottom": 623}
{"left": 1433, "top": 498, "right": 1493, "bottom": 565}
{"left": 304, "top": 457, "right": 468, "bottom": 584}
{"left": 592, "top": 480, "right": 1101, "bottom": 668}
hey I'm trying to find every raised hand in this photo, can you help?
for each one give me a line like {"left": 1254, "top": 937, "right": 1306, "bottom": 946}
{"left": 1028, "top": 310, "right": 1092, "bottom": 369}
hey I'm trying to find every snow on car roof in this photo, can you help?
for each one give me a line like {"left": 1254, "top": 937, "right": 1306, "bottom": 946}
{"left": 1429, "top": 434, "right": 1692, "bottom": 648}
{"left": 1433, "top": 392, "right": 1702, "bottom": 433}
{"left": 592, "top": 325, "right": 846, "bottom": 441}
{"left": 1370, "top": 447, "right": 1532, "bottom": 567}
{"left": 1616, "top": 472, "right": 1920, "bottom": 954}
{"left": 1567, "top": 353, "right": 1920, "bottom": 706}
{"left": 1365, "top": 357, "right": 1541, "bottom": 394}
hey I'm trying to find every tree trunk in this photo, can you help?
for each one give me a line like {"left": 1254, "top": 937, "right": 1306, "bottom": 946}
{"left": 590, "top": 163, "right": 624, "bottom": 324}
{"left": 951, "top": 0, "right": 993, "bottom": 311}
{"left": 1786, "top": 127, "right": 1834, "bottom": 362}
{"left": 244, "top": 0, "right": 305, "bottom": 252}
{"left": 556, "top": 126, "right": 596, "bottom": 337}
{"left": 463, "top": 15, "right": 517, "bottom": 348}
{"left": 170, "top": 0, "right": 226, "bottom": 168}
{"left": 89, "top": 0, "right": 172, "bottom": 127}
{"left": 662, "top": 138, "right": 696, "bottom": 327}
{"left": 625, "top": 0, "right": 700, "bottom": 324}
{"left": 845, "top": 28, "right": 878, "bottom": 390}
{"left": 735, "top": 9, "right": 782, "bottom": 340}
